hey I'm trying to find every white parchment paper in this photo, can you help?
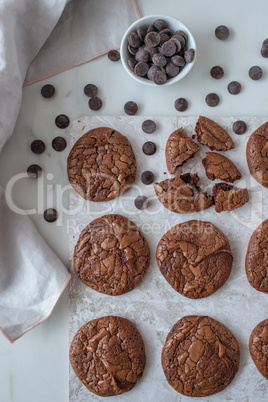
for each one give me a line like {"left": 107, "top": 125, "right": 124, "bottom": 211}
{"left": 69, "top": 115, "right": 268, "bottom": 402}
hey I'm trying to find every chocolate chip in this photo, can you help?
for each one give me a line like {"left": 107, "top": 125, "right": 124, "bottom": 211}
{"left": 141, "top": 171, "right": 154, "bottom": 184}
{"left": 147, "top": 65, "right": 160, "bottom": 81}
{"left": 174, "top": 98, "right": 188, "bottom": 112}
{"left": 249, "top": 66, "right": 263, "bottom": 80}
{"left": 134, "top": 62, "right": 149, "bottom": 77}
{"left": 165, "top": 62, "right": 180, "bottom": 77}
{"left": 137, "top": 27, "right": 145, "bottom": 41}
{"left": 153, "top": 19, "right": 168, "bottom": 31}
{"left": 205, "top": 93, "right": 220, "bottom": 107}
{"left": 88, "top": 97, "right": 102, "bottom": 111}
{"left": 160, "top": 33, "right": 171, "bottom": 45}
{"left": 84, "top": 84, "right": 98, "bottom": 97}
{"left": 134, "top": 195, "right": 149, "bottom": 210}
{"left": 173, "top": 34, "right": 186, "bottom": 47}
{"left": 228, "top": 81, "right": 241, "bottom": 95}
{"left": 147, "top": 24, "right": 156, "bottom": 33}
{"left": 55, "top": 114, "right": 70, "bottom": 129}
{"left": 171, "top": 55, "right": 185, "bottom": 67}
{"left": 135, "top": 49, "right": 150, "bottom": 63}
{"left": 170, "top": 37, "right": 182, "bottom": 53}
{"left": 153, "top": 70, "right": 167, "bottom": 85}
{"left": 184, "top": 49, "right": 195, "bottom": 63}
{"left": 161, "top": 40, "right": 177, "bottom": 56}
{"left": 142, "top": 119, "right": 156, "bottom": 134}
{"left": 107, "top": 50, "right": 120, "bottom": 62}
{"left": 232, "top": 120, "right": 247, "bottom": 134}
{"left": 142, "top": 141, "right": 156, "bottom": 155}
{"left": 41, "top": 84, "right": 55, "bottom": 98}
{"left": 124, "top": 101, "right": 138, "bottom": 115}
{"left": 30, "top": 139, "right": 45, "bottom": 154}
{"left": 52, "top": 136, "right": 67, "bottom": 152}
{"left": 128, "top": 32, "right": 141, "bottom": 48}
{"left": 152, "top": 53, "right": 167, "bottom": 67}
{"left": 210, "top": 66, "right": 224, "bottom": 79}
{"left": 174, "top": 30, "right": 188, "bottom": 43}
{"left": 215, "top": 25, "right": 229, "bottom": 40}
{"left": 261, "top": 45, "right": 268, "bottom": 58}
{"left": 43, "top": 208, "right": 58, "bottom": 223}
{"left": 145, "top": 31, "right": 160, "bottom": 47}
{"left": 128, "top": 44, "right": 138, "bottom": 55}
{"left": 127, "top": 58, "right": 137, "bottom": 71}
{"left": 27, "top": 164, "right": 42, "bottom": 179}
{"left": 262, "top": 38, "right": 268, "bottom": 46}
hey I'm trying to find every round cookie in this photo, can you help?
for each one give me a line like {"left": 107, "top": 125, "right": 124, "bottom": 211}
{"left": 70, "top": 316, "right": 146, "bottom": 396}
{"left": 67, "top": 127, "right": 136, "bottom": 201}
{"left": 246, "top": 121, "right": 268, "bottom": 188}
{"left": 245, "top": 219, "right": 268, "bottom": 293}
{"left": 249, "top": 319, "right": 268, "bottom": 379}
{"left": 162, "top": 315, "right": 240, "bottom": 397}
{"left": 73, "top": 214, "right": 150, "bottom": 295}
{"left": 156, "top": 220, "right": 233, "bottom": 299}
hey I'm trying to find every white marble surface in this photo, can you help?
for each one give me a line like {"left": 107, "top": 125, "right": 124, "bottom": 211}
{"left": 1, "top": 0, "right": 268, "bottom": 401}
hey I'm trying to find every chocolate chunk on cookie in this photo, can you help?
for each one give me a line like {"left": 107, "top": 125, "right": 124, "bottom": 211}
{"left": 246, "top": 121, "right": 268, "bottom": 188}
{"left": 195, "top": 116, "right": 234, "bottom": 151}
{"left": 202, "top": 152, "right": 242, "bottom": 183}
{"left": 153, "top": 170, "right": 213, "bottom": 214}
{"left": 162, "top": 315, "right": 239, "bottom": 397}
{"left": 156, "top": 220, "right": 233, "bottom": 299}
{"left": 69, "top": 316, "right": 146, "bottom": 397}
{"left": 165, "top": 128, "right": 200, "bottom": 174}
{"left": 73, "top": 214, "right": 150, "bottom": 295}
{"left": 213, "top": 183, "right": 249, "bottom": 213}
{"left": 246, "top": 219, "right": 268, "bottom": 293}
{"left": 249, "top": 319, "right": 268, "bottom": 379}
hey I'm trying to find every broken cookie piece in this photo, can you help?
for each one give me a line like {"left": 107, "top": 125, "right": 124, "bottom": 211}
{"left": 202, "top": 152, "right": 242, "bottom": 183}
{"left": 165, "top": 128, "right": 200, "bottom": 174}
{"left": 213, "top": 183, "right": 249, "bottom": 213}
{"left": 153, "top": 170, "right": 213, "bottom": 213}
{"left": 195, "top": 116, "right": 234, "bottom": 151}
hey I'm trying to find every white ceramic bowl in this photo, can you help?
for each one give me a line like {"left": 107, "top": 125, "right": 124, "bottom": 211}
{"left": 120, "top": 15, "right": 196, "bottom": 86}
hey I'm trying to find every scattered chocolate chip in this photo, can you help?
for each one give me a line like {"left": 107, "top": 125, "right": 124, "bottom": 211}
{"left": 142, "top": 141, "right": 156, "bottom": 155}
{"left": 152, "top": 53, "right": 167, "bottom": 67}
{"left": 249, "top": 65, "right": 263, "bottom": 80}
{"left": 107, "top": 50, "right": 120, "bottom": 62}
{"left": 145, "top": 31, "right": 160, "bottom": 47}
{"left": 142, "top": 119, "right": 156, "bottom": 134}
{"left": 263, "top": 38, "right": 268, "bottom": 46}
{"left": 84, "top": 84, "right": 98, "bottom": 97}
{"left": 232, "top": 120, "right": 247, "bottom": 134}
{"left": 128, "top": 32, "right": 141, "bottom": 48}
{"left": 124, "top": 101, "right": 138, "bottom": 115}
{"left": 228, "top": 81, "right": 241, "bottom": 95}
{"left": 55, "top": 114, "right": 70, "bottom": 129}
{"left": 261, "top": 45, "right": 268, "bottom": 58}
{"left": 205, "top": 93, "right": 220, "bottom": 107}
{"left": 141, "top": 170, "right": 154, "bottom": 185}
{"left": 161, "top": 40, "right": 177, "bottom": 57}
{"left": 52, "top": 136, "right": 67, "bottom": 152}
{"left": 134, "top": 62, "right": 149, "bottom": 77}
{"left": 134, "top": 195, "right": 149, "bottom": 210}
{"left": 184, "top": 49, "right": 195, "bottom": 63}
{"left": 153, "top": 19, "right": 168, "bottom": 31}
{"left": 171, "top": 55, "right": 185, "bottom": 67}
{"left": 174, "top": 98, "right": 188, "bottom": 112}
{"left": 43, "top": 208, "right": 58, "bottom": 223}
{"left": 165, "top": 62, "right": 180, "bottom": 77}
{"left": 41, "top": 84, "right": 55, "bottom": 98}
{"left": 30, "top": 139, "right": 45, "bottom": 154}
{"left": 88, "top": 96, "right": 102, "bottom": 111}
{"left": 210, "top": 66, "right": 224, "bottom": 79}
{"left": 127, "top": 58, "right": 137, "bottom": 71}
{"left": 27, "top": 164, "right": 42, "bottom": 179}
{"left": 215, "top": 25, "right": 229, "bottom": 40}
{"left": 153, "top": 70, "right": 167, "bottom": 85}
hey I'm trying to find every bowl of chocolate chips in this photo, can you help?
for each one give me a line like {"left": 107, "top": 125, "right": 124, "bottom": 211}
{"left": 120, "top": 15, "right": 196, "bottom": 86}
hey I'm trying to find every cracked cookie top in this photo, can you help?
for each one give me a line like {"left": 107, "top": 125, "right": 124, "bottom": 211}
{"left": 249, "top": 319, "right": 268, "bottom": 380}
{"left": 195, "top": 116, "right": 234, "bottom": 151}
{"left": 69, "top": 316, "right": 146, "bottom": 396}
{"left": 212, "top": 183, "right": 249, "bottom": 213}
{"left": 73, "top": 214, "right": 150, "bottom": 295}
{"left": 162, "top": 315, "right": 240, "bottom": 397}
{"left": 202, "top": 152, "right": 242, "bottom": 183}
{"left": 67, "top": 127, "right": 137, "bottom": 201}
{"left": 156, "top": 220, "right": 233, "bottom": 298}
{"left": 246, "top": 121, "right": 268, "bottom": 188}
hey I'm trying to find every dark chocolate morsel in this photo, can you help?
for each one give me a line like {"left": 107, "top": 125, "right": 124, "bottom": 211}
{"left": 108, "top": 50, "right": 120, "bottom": 62}
{"left": 215, "top": 25, "right": 229, "bottom": 40}
{"left": 142, "top": 141, "right": 156, "bottom": 155}
{"left": 205, "top": 93, "right": 220, "bottom": 107}
{"left": 141, "top": 171, "right": 154, "bottom": 185}
{"left": 30, "top": 139, "right": 45, "bottom": 154}
{"left": 41, "top": 84, "right": 55, "bottom": 98}
{"left": 171, "top": 55, "right": 185, "bottom": 67}
{"left": 127, "top": 58, "right": 137, "bottom": 71}
{"left": 153, "top": 70, "right": 167, "bottom": 85}
{"left": 174, "top": 98, "right": 188, "bottom": 112}
{"left": 232, "top": 120, "right": 247, "bottom": 134}
{"left": 52, "top": 136, "right": 67, "bottom": 152}
{"left": 55, "top": 114, "right": 70, "bottom": 129}
{"left": 184, "top": 49, "right": 195, "bottom": 63}
{"left": 165, "top": 62, "right": 180, "bottom": 77}
{"left": 228, "top": 81, "right": 241, "bottom": 95}
{"left": 144, "top": 31, "right": 160, "bottom": 47}
{"left": 43, "top": 208, "right": 58, "bottom": 223}
{"left": 134, "top": 62, "right": 149, "bottom": 77}
{"left": 152, "top": 53, "right": 167, "bottom": 67}
{"left": 261, "top": 45, "right": 268, "bottom": 58}
{"left": 249, "top": 66, "right": 263, "bottom": 80}
{"left": 84, "top": 84, "right": 98, "bottom": 97}
{"left": 210, "top": 66, "right": 224, "bottom": 79}
{"left": 142, "top": 119, "right": 156, "bottom": 134}
{"left": 134, "top": 195, "right": 149, "bottom": 210}
{"left": 153, "top": 19, "right": 168, "bottom": 31}
{"left": 124, "top": 101, "right": 138, "bottom": 115}
{"left": 128, "top": 32, "right": 141, "bottom": 48}
{"left": 27, "top": 164, "right": 42, "bottom": 179}
{"left": 88, "top": 97, "right": 102, "bottom": 111}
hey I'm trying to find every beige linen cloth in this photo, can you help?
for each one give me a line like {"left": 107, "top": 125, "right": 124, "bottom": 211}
{"left": 0, "top": 0, "right": 139, "bottom": 342}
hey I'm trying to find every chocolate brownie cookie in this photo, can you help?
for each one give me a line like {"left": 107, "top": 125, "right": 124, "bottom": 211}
{"left": 213, "top": 183, "right": 249, "bottom": 213}
{"left": 67, "top": 127, "right": 136, "bottom": 201}
{"left": 195, "top": 116, "right": 234, "bottom": 151}
{"left": 73, "top": 214, "right": 150, "bottom": 295}
{"left": 153, "top": 170, "right": 213, "bottom": 214}
{"left": 202, "top": 152, "right": 242, "bottom": 183}
{"left": 69, "top": 316, "right": 146, "bottom": 396}
{"left": 246, "top": 121, "right": 268, "bottom": 188}
{"left": 249, "top": 319, "right": 268, "bottom": 379}
{"left": 245, "top": 219, "right": 268, "bottom": 293}
{"left": 162, "top": 315, "right": 240, "bottom": 397}
{"left": 156, "top": 220, "right": 233, "bottom": 298}
{"left": 165, "top": 128, "right": 200, "bottom": 174}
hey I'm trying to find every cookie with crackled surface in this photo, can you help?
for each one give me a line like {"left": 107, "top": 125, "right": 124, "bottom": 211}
{"left": 246, "top": 121, "right": 268, "bottom": 188}
{"left": 162, "top": 315, "right": 240, "bottom": 397}
{"left": 165, "top": 128, "right": 200, "bottom": 174}
{"left": 156, "top": 220, "right": 233, "bottom": 298}
{"left": 73, "top": 214, "right": 150, "bottom": 295}
{"left": 67, "top": 127, "right": 136, "bottom": 201}
{"left": 202, "top": 152, "right": 242, "bottom": 182}
{"left": 246, "top": 219, "right": 268, "bottom": 293}
{"left": 69, "top": 316, "right": 146, "bottom": 396}
{"left": 249, "top": 319, "right": 268, "bottom": 379}
{"left": 195, "top": 116, "right": 234, "bottom": 151}
{"left": 213, "top": 183, "right": 249, "bottom": 213}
